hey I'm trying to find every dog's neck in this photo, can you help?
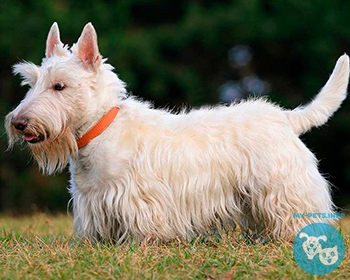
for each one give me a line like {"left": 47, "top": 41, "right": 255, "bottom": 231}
{"left": 77, "top": 106, "right": 120, "bottom": 149}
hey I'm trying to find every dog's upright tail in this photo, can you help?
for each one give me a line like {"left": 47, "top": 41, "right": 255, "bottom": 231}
{"left": 286, "top": 54, "right": 349, "bottom": 135}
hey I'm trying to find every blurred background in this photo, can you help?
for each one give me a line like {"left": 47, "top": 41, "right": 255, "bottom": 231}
{"left": 1, "top": 0, "right": 350, "bottom": 214}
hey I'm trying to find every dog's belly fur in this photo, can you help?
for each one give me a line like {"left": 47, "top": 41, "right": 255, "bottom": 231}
{"left": 70, "top": 99, "right": 331, "bottom": 242}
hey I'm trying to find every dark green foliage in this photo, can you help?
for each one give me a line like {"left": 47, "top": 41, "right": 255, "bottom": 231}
{"left": 1, "top": 0, "right": 350, "bottom": 213}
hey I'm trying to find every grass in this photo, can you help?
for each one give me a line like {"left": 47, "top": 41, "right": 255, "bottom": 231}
{"left": 0, "top": 214, "right": 349, "bottom": 279}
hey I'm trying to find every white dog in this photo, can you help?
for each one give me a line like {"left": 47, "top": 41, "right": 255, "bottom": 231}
{"left": 299, "top": 232, "right": 327, "bottom": 260}
{"left": 5, "top": 23, "right": 349, "bottom": 243}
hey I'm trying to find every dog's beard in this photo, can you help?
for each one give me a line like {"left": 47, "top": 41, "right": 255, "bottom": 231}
{"left": 29, "top": 128, "right": 77, "bottom": 174}
{"left": 6, "top": 122, "right": 77, "bottom": 175}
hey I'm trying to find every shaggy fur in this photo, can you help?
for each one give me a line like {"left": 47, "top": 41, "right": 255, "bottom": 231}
{"left": 5, "top": 23, "right": 349, "bottom": 243}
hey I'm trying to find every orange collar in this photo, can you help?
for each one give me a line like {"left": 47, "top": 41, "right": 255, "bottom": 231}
{"left": 77, "top": 106, "right": 119, "bottom": 149}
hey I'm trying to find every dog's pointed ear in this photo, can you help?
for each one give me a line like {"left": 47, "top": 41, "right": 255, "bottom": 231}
{"left": 76, "top": 23, "right": 101, "bottom": 70}
{"left": 46, "top": 22, "right": 63, "bottom": 58}
{"left": 299, "top": 232, "right": 309, "bottom": 240}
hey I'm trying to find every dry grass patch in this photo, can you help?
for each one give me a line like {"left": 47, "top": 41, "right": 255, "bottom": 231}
{"left": 1, "top": 213, "right": 349, "bottom": 279}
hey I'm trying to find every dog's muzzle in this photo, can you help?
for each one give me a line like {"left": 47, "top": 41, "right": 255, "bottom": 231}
{"left": 11, "top": 116, "right": 45, "bottom": 144}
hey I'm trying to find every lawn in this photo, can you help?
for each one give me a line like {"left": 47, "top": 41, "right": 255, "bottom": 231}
{"left": 0, "top": 213, "right": 349, "bottom": 279}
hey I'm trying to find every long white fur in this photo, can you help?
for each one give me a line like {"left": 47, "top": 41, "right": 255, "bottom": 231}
{"left": 5, "top": 23, "right": 349, "bottom": 243}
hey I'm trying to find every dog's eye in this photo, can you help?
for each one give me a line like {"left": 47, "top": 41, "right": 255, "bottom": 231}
{"left": 53, "top": 83, "right": 66, "bottom": 91}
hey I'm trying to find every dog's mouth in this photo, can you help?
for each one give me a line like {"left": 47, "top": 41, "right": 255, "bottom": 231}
{"left": 23, "top": 133, "right": 45, "bottom": 144}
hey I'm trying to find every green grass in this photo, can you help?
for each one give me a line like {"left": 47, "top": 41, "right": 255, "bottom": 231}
{"left": 1, "top": 214, "right": 349, "bottom": 279}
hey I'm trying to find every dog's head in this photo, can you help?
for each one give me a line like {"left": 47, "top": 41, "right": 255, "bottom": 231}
{"left": 5, "top": 23, "right": 126, "bottom": 174}
{"left": 299, "top": 232, "right": 327, "bottom": 260}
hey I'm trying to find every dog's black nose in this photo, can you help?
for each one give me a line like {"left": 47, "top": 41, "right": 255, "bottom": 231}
{"left": 11, "top": 117, "right": 29, "bottom": 131}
